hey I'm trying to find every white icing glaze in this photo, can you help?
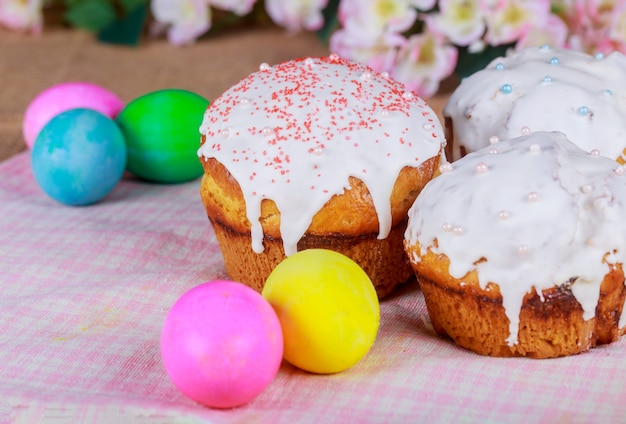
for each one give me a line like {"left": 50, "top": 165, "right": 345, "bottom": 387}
{"left": 444, "top": 46, "right": 626, "bottom": 161}
{"left": 198, "top": 55, "right": 444, "bottom": 256}
{"left": 405, "top": 131, "right": 626, "bottom": 345}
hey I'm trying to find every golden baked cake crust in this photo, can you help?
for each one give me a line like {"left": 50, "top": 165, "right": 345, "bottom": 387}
{"left": 408, "top": 246, "right": 626, "bottom": 358}
{"left": 201, "top": 155, "right": 440, "bottom": 296}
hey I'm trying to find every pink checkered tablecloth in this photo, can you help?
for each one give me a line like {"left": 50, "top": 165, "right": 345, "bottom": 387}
{"left": 0, "top": 151, "right": 625, "bottom": 423}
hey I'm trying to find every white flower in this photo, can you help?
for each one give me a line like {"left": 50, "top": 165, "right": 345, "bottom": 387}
{"left": 482, "top": 0, "right": 551, "bottom": 45}
{"left": 608, "top": 0, "right": 626, "bottom": 52}
{"left": 391, "top": 30, "right": 458, "bottom": 97}
{"left": 339, "top": 0, "right": 418, "bottom": 36}
{"left": 516, "top": 13, "right": 568, "bottom": 49}
{"left": 208, "top": 0, "right": 257, "bottom": 16}
{"left": 265, "top": 0, "right": 328, "bottom": 32}
{"left": 409, "top": 0, "right": 437, "bottom": 10}
{"left": 426, "top": 0, "right": 486, "bottom": 46}
{"left": 150, "top": 0, "right": 211, "bottom": 46}
{"left": 330, "top": 27, "right": 405, "bottom": 72}
{"left": 0, "top": 0, "right": 43, "bottom": 34}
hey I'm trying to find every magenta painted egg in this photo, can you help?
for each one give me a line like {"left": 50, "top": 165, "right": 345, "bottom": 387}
{"left": 160, "top": 280, "right": 283, "bottom": 409}
{"left": 23, "top": 82, "right": 124, "bottom": 149}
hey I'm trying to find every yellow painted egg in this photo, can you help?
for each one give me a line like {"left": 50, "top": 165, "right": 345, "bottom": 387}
{"left": 262, "top": 249, "right": 380, "bottom": 374}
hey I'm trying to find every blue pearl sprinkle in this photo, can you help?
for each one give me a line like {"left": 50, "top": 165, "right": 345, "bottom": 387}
{"left": 495, "top": 63, "right": 505, "bottom": 70}
{"left": 500, "top": 84, "right": 512, "bottom": 94}
{"left": 604, "top": 89, "right": 613, "bottom": 96}
{"left": 578, "top": 106, "right": 589, "bottom": 115}
{"left": 549, "top": 57, "right": 560, "bottom": 65}
{"left": 542, "top": 75, "right": 553, "bottom": 83}
{"left": 595, "top": 52, "right": 604, "bottom": 59}
{"left": 540, "top": 44, "right": 551, "bottom": 51}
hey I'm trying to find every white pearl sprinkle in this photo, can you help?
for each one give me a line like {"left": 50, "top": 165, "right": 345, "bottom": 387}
{"left": 615, "top": 165, "right": 625, "bottom": 176}
{"left": 489, "top": 135, "right": 499, "bottom": 144}
{"left": 442, "top": 222, "right": 452, "bottom": 232}
{"left": 476, "top": 162, "right": 488, "bottom": 174}
{"left": 527, "top": 192, "right": 539, "bottom": 202}
{"left": 590, "top": 149, "right": 600, "bottom": 156}
{"left": 261, "top": 127, "right": 273, "bottom": 137}
{"left": 239, "top": 97, "right": 250, "bottom": 106}
{"left": 329, "top": 53, "right": 340, "bottom": 61}
{"left": 452, "top": 225, "right": 464, "bottom": 235}
{"left": 439, "top": 162, "right": 453, "bottom": 173}
{"left": 312, "top": 146, "right": 324, "bottom": 156}
{"left": 380, "top": 109, "right": 389, "bottom": 118}
{"left": 489, "top": 148, "right": 499, "bottom": 154}
{"left": 259, "top": 63, "right": 271, "bottom": 71}
{"left": 221, "top": 127, "right": 231, "bottom": 138}
{"left": 498, "top": 210, "right": 510, "bottom": 220}
{"left": 529, "top": 143, "right": 541, "bottom": 154}
{"left": 402, "top": 91, "right": 414, "bottom": 99}
{"left": 581, "top": 184, "right": 593, "bottom": 193}
{"left": 423, "top": 123, "right": 434, "bottom": 131}
{"left": 361, "top": 71, "right": 372, "bottom": 81}
{"left": 305, "top": 57, "right": 314, "bottom": 65}
{"left": 521, "top": 126, "right": 531, "bottom": 135}
{"left": 518, "top": 244, "right": 529, "bottom": 255}
{"left": 381, "top": 71, "right": 390, "bottom": 79}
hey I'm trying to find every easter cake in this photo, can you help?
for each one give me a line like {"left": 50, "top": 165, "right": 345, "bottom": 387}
{"left": 404, "top": 131, "right": 626, "bottom": 358}
{"left": 197, "top": 54, "right": 444, "bottom": 297}
{"left": 443, "top": 46, "right": 626, "bottom": 162}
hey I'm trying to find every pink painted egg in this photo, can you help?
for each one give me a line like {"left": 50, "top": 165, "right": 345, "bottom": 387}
{"left": 23, "top": 82, "right": 124, "bottom": 149}
{"left": 160, "top": 280, "right": 283, "bottom": 409}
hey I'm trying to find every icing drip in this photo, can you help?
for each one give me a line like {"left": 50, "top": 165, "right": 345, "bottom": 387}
{"left": 198, "top": 55, "right": 444, "bottom": 256}
{"left": 444, "top": 46, "right": 626, "bottom": 161}
{"left": 405, "top": 131, "right": 626, "bottom": 345}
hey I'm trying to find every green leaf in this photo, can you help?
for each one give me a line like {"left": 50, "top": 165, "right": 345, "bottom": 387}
{"left": 64, "top": 0, "right": 117, "bottom": 32}
{"left": 316, "top": 0, "right": 341, "bottom": 45}
{"left": 97, "top": 2, "right": 148, "bottom": 46}
{"left": 454, "top": 43, "right": 513, "bottom": 79}
{"left": 118, "top": 0, "right": 148, "bottom": 14}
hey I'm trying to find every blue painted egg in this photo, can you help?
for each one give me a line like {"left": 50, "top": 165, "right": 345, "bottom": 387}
{"left": 31, "top": 108, "right": 127, "bottom": 206}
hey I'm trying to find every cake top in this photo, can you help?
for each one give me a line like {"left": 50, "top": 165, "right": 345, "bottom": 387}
{"left": 198, "top": 55, "right": 444, "bottom": 256}
{"left": 405, "top": 131, "right": 626, "bottom": 345}
{"left": 443, "top": 46, "right": 626, "bottom": 161}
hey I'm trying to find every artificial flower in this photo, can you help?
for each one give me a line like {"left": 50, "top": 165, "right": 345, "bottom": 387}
{"left": 391, "top": 30, "right": 458, "bottom": 97}
{"left": 265, "top": 0, "right": 328, "bottom": 32}
{"left": 208, "top": 0, "right": 257, "bottom": 16}
{"left": 608, "top": 1, "right": 626, "bottom": 52}
{"left": 425, "top": 0, "right": 486, "bottom": 46}
{"left": 482, "top": 0, "right": 552, "bottom": 46}
{"left": 515, "top": 13, "right": 568, "bottom": 49}
{"left": 338, "top": 0, "right": 418, "bottom": 36}
{"left": 330, "top": 27, "right": 405, "bottom": 72}
{"left": 150, "top": 0, "right": 211, "bottom": 46}
{"left": 0, "top": 0, "right": 43, "bottom": 34}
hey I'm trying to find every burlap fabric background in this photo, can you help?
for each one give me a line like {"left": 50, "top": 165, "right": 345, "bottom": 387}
{"left": 0, "top": 21, "right": 452, "bottom": 164}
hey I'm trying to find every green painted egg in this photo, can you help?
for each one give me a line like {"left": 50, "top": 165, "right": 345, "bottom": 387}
{"left": 116, "top": 89, "right": 209, "bottom": 183}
